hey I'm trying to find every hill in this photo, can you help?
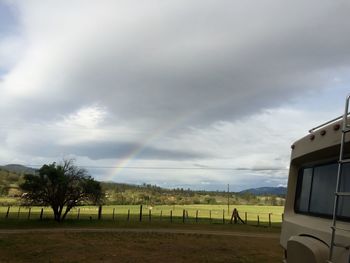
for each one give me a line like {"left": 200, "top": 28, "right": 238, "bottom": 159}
{"left": 0, "top": 164, "right": 36, "bottom": 198}
{"left": 0, "top": 164, "right": 37, "bottom": 174}
{"left": 239, "top": 186, "right": 287, "bottom": 196}
{"left": 0, "top": 168, "right": 22, "bottom": 197}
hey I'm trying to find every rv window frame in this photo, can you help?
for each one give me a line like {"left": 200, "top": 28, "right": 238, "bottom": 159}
{"left": 294, "top": 161, "right": 350, "bottom": 221}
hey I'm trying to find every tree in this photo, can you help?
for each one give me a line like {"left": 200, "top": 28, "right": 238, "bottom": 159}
{"left": 20, "top": 160, "right": 103, "bottom": 222}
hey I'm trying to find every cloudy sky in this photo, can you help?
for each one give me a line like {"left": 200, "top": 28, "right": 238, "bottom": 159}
{"left": 0, "top": 0, "right": 349, "bottom": 191}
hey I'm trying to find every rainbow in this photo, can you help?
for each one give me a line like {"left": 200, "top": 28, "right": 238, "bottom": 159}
{"left": 106, "top": 113, "right": 194, "bottom": 181}
{"left": 106, "top": 95, "right": 236, "bottom": 181}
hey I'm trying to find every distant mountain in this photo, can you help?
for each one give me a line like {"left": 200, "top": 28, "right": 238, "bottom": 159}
{"left": 239, "top": 186, "right": 287, "bottom": 196}
{"left": 0, "top": 164, "right": 37, "bottom": 174}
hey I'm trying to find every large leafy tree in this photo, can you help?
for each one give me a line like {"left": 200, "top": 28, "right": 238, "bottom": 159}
{"left": 20, "top": 160, "right": 103, "bottom": 222}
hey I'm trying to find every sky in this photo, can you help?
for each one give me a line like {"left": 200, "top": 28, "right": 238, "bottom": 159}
{"left": 0, "top": 0, "right": 349, "bottom": 191}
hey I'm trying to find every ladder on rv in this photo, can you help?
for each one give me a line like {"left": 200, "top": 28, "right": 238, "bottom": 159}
{"left": 328, "top": 95, "right": 350, "bottom": 263}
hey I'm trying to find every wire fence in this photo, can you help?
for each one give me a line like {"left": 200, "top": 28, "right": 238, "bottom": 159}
{"left": 0, "top": 205, "right": 284, "bottom": 227}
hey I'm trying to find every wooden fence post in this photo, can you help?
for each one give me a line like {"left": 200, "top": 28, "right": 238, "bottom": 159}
{"left": 196, "top": 210, "right": 198, "bottom": 223}
{"left": 40, "top": 208, "right": 43, "bottom": 221}
{"left": 269, "top": 213, "right": 271, "bottom": 227}
{"left": 170, "top": 210, "right": 173, "bottom": 223}
{"left": 257, "top": 215, "right": 260, "bottom": 226}
{"left": 17, "top": 207, "right": 21, "bottom": 219}
{"left": 182, "top": 209, "right": 185, "bottom": 223}
{"left": 160, "top": 210, "right": 162, "bottom": 221}
{"left": 149, "top": 209, "right": 152, "bottom": 222}
{"left": 139, "top": 205, "right": 143, "bottom": 222}
{"left": 245, "top": 212, "right": 247, "bottom": 224}
{"left": 282, "top": 213, "right": 284, "bottom": 221}
{"left": 77, "top": 208, "right": 80, "bottom": 220}
{"left": 98, "top": 205, "right": 102, "bottom": 220}
{"left": 209, "top": 210, "right": 212, "bottom": 223}
{"left": 127, "top": 209, "right": 130, "bottom": 222}
{"left": 112, "top": 208, "right": 115, "bottom": 221}
{"left": 222, "top": 209, "right": 225, "bottom": 224}
{"left": 28, "top": 207, "right": 31, "bottom": 220}
{"left": 5, "top": 206, "right": 10, "bottom": 219}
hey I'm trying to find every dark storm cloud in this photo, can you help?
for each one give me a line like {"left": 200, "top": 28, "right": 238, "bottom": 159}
{"left": 70, "top": 141, "right": 209, "bottom": 160}
{"left": 2, "top": 0, "right": 350, "bottom": 126}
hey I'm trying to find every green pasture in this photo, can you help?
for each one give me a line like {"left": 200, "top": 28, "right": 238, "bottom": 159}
{"left": 0, "top": 204, "right": 284, "bottom": 225}
{"left": 0, "top": 197, "right": 18, "bottom": 206}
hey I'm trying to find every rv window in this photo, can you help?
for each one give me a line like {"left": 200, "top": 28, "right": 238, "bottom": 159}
{"left": 309, "top": 164, "right": 337, "bottom": 215}
{"left": 295, "top": 162, "right": 350, "bottom": 219}
{"left": 338, "top": 164, "right": 350, "bottom": 218}
{"left": 298, "top": 168, "right": 312, "bottom": 212}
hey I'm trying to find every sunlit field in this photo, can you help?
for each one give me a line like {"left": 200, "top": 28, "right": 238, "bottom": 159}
{"left": 0, "top": 204, "right": 284, "bottom": 226}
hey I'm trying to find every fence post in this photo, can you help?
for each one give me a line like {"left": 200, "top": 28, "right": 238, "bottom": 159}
{"left": 139, "top": 205, "right": 143, "bottom": 222}
{"left": 282, "top": 213, "right": 284, "bottom": 221}
{"left": 98, "top": 205, "right": 102, "bottom": 220}
{"left": 127, "top": 209, "right": 130, "bottom": 222}
{"left": 160, "top": 210, "right": 162, "bottom": 221}
{"left": 269, "top": 213, "right": 271, "bottom": 227}
{"left": 28, "top": 207, "right": 31, "bottom": 220}
{"left": 245, "top": 212, "right": 247, "bottom": 224}
{"left": 112, "top": 208, "right": 115, "bottom": 221}
{"left": 257, "top": 215, "right": 260, "bottom": 226}
{"left": 40, "top": 208, "right": 43, "bottom": 221}
{"left": 17, "top": 207, "right": 21, "bottom": 219}
{"left": 222, "top": 209, "right": 225, "bottom": 224}
{"left": 5, "top": 206, "right": 10, "bottom": 219}
{"left": 209, "top": 210, "right": 212, "bottom": 223}
{"left": 196, "top": 210, "right": 198, "bottom": 223}
{"left": 77, "top": 208, "right": 80, "bottom": 220}
{"left": 149, "top": 209, "right": 152, "bottom": 222}
{"left": 170, "top": 210, "right": 173, "bottom": 223}
{"left": 182, "top": 209, "right": 185, "bottom": 223}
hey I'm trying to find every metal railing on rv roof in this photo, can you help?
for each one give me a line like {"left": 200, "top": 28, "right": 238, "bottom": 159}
{"left": 309, "top": 95, "right": 350, "bottom": 134}
{"left": 308, "top": 113, "right": 350, "bottom": 133}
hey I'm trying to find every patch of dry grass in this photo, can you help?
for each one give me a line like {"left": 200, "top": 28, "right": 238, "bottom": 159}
{"left": 0, "top": 231, "right": 282, "bottom": 263}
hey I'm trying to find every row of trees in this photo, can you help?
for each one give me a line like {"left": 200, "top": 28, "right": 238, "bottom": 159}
{"left": 103, "top": 191, "right": 284, "bottom": 206}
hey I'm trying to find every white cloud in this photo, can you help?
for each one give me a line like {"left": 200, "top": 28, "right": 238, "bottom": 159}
{"left": 59, "top": 105, "right": 107, "bottom": 129}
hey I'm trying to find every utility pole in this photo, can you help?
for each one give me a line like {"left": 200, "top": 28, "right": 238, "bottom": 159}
{"left": 227, "top": 184, "right": 230, "bottom": 214}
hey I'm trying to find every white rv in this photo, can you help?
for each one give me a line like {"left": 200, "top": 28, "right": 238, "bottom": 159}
{"left": 280, "top": 96, "right": 350, "bottom": 263}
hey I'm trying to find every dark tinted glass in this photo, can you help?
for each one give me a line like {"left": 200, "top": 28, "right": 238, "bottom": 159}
{"left": 309, "top": 163, "right": 337, "bottom": 215}
{"left": 338, "top": 163, "right": 350, "bottom": 217}
{"left": 296, "top": 162, "right": 350, "bottom": 219}
{"left": 297, "top": 168, "right": 312, "bottom": 212}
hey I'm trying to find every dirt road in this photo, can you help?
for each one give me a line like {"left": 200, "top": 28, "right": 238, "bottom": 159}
{"left": 0, "top": 227, "right": 280, "bottom": 239}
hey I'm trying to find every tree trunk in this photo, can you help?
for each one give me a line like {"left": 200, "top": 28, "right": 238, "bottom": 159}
{"left": 61, "top": 206, "right": 72, "bottom": 221}
{"left": 52, "top": 206, "right": 61, "bottom": 222}
{"left": 52, "top": 206, "right": 63, "bottom": 222}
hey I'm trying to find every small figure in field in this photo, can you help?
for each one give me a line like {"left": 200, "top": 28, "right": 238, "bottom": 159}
{"left": 231, "top": 208, "right": 245, "bottom": 224}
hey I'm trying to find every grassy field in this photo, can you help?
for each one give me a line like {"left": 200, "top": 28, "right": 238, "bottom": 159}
{"left": 0, "top": 205, "right": 283, "bottom": 262}
{"left": 0, "top": 229, "right": 282, "bottom": 263}
{"left": 0, "top": 197, "right": 19, "bottom": 206}
{"left": 0, "top": 204, "right": 284, "bottom": 226}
